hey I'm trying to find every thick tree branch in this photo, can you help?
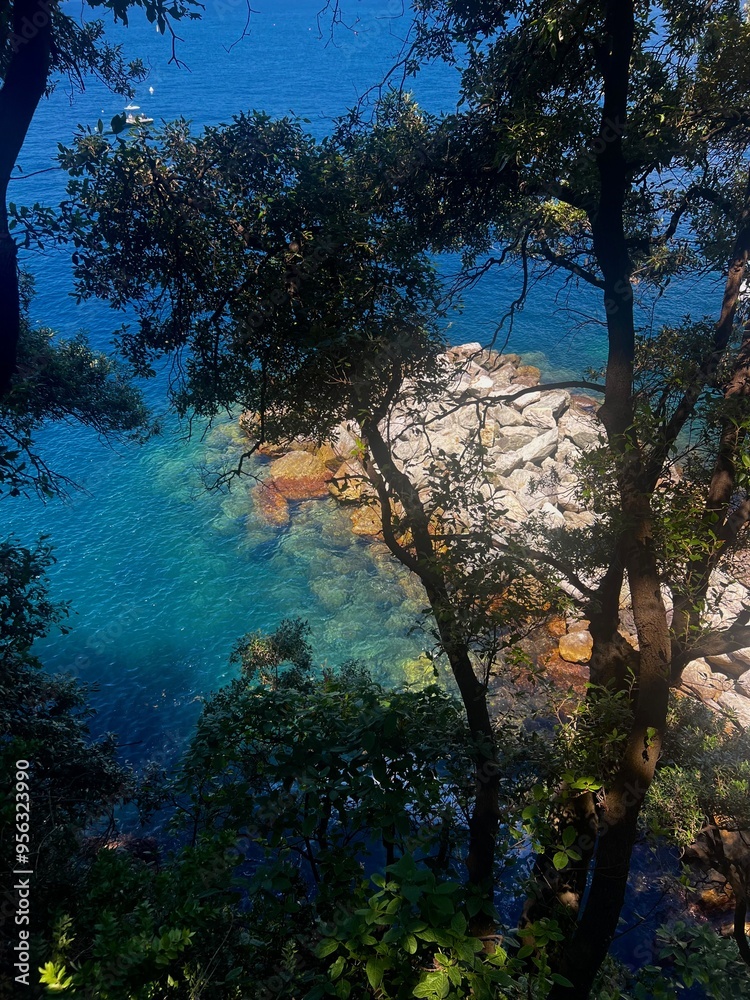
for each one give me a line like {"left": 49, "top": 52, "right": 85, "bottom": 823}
{"left": 672, "top": 621, "right": 750, "bottom": 674}
{"left": 537, "top": 239, "right": 605, "bottom": 290}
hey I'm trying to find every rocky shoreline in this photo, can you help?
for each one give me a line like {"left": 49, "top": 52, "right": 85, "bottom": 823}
{"left": 242, "top": 343, "right": 750, "bottom": 729}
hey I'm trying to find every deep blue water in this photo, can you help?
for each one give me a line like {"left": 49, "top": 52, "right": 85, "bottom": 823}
{"left": 6, "top": 1, "right": 724, "bottom": 763}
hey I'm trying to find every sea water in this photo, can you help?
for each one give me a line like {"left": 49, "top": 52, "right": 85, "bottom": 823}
{"left": 6, "top": 0, "right": 720, "bottom": 764}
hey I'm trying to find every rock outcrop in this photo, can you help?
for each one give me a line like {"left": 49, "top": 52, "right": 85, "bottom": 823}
{"left": 241, "top": 343, "right": 750, "bottom": 727}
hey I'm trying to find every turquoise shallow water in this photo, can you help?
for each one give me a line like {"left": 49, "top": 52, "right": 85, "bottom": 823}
{"left": 6, "top": 1, "right": 722, "bottom": 763}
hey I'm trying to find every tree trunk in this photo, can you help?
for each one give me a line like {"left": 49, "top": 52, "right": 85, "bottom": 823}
{"left": 360, "top": 415, "right": 499, "bottom": 923}
{"left": 549, "top": 2, "right": 673, "bottom": 993}
{"left": 0, "top": 0, "right": 54, "bottom": 397}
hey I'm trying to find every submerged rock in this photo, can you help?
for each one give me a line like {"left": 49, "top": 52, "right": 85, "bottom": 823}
{"left": 251, "top": 483, "right": 291, "bottom": 527}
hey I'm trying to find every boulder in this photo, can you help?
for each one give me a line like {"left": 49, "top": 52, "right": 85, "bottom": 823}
{"left": 717, "top": 690, "right": 750, "bottom": 728}
{"left": 469, "top": 374, "right": 495, "bottom": 395}
{"left": 490, "top": 364, "right": 523, "bottom": 388}
{"left": 350, "top": 504, "right": 383, "bottom": 537}
{"left": 328, "top": 460, "right": 370, "bottom": 503}
{"left": 445, "top": 342, "right": 483, "bottom": 361}
{"left": 705, "top": 654, "right": 750, "bottom": 679}
{"left": 331, "top": 423, "right": 360, "bottom": 459}
{"left": 487, "top": 403, "right": 527, "bottom": 427}
{"left": 556, "top": 437, "right": 584, "bottom": 468}
{"left": 495, "top": 426, "right": 541, "bottom": 451}
{"left": 516, "top": 427, "right": 559, "bottom": 465}
{"left": 558, "top": 409, "right": 602, "bottom": 450}
{"left": 498, "top": 468, "right": 552, "bottom": 512}
{"left": 558, "top": 630, "right": 594, "bottom": 664}
{"left": 538, "top": 501, "right": 566, "bottom": 529}
{"left": 252, "top": 483, "right": 290, "bottom": 527}
{"left": 735, "top": 670, "right": 750, "bottom": 697}
{"left": 562, "top": 510, "right": 597, "bottom": 529}
{"left": 493, "top": 490, "right": 529, "bottom": 523}
{"left": 522, "top": 391, "right": 571, "bottom": 429}
{"left": 482, "top": 350, "right": 520, "bottom": 372}
{"left": 695, "top": 868, "right": 733, "bottom": 912}
{"left": 681, "top": 658, "right": 734, "bottom": 699}
{"left": 488, "top": 447, "right": 526, "bottom": 478}
{"left": 513, "top": 364, "right": 542, "bottom": 386}
{"left": 512, "top": 389, "right": 542, "bottom": 410}
{"left": 266, "top": 450, "right": 331, "bottom": 500}
{"left": 479, "top": 424, "right": 496, "bottom": 448}
{"left": 316, "top": 442, "right": 339, "bottom": 466}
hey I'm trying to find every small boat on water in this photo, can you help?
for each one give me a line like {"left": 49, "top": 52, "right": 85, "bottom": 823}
{"left": 124, "top": 103, "right": 154, "bottom": 126}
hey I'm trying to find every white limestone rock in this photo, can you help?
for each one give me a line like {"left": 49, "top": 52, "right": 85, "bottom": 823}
{"left": 523, "top": 391, "right": 572, "bottom": 429}
{"left": 496, "top": 426, "right": 541, "bottom": 451}
{"left": 512, "top": 390, "right": 542, "bottom": 410}
{"left": 487, "top": 403, "right": 527, "bottom": 427}
{"left": 516, "top": 427, "right": 559, "bottom": 466}
{"left": 556, "top": 437, "right": 584, "bottom": 468}
{"left": 332, "top": 422, "right": 360, "bottom": 459}
{"left": 446, "top": 341, "right": 483, "bottom": 361}
{"left": 717, "top": 690, "right": 750, "bottom": 728}
{"left": 562, "top": 510, "right": 597, "bottom": 529}
{"left": 558, "top": 409, "right": 602, "bottom": 450}
{"left": 681, "top": 659, "right": 734, "bottom": 699}
{"left": 490, "top": 365, "right": 522, "bottom": 388}
{"left": 469, "top": 375, "right": 496, "bottom": 395}
{"left": 489, "top": 448, "right": 526, "bottom": 478}
{"left": 494, "top": 490, "right": 529, "bottom": 524}
{"left": 537, "top": 501, "right": 567, "bottom": 529}
{"left": 701, "top": 653, "right": 750, "bottom": 679}
{"left": 499, "top": 468, "right": 557, "bottom": 511}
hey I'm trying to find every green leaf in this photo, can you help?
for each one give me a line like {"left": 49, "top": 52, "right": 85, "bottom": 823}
{"left": 553, "top": 851, "right": 569, "bottom": 871}
{"left": 551, "top": 973, "right": 574, "bottom": 987}
{"left": 317, "top": 939, "right": 339, "bottom": 958}
{"left": 366, "top": 959, "right": 385, "bottom": 989}
{"left": 562, "top": 826, "right": 577, "bottom": 848}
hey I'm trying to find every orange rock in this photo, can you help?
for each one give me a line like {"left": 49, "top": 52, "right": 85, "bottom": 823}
{"left": 546, "top": 616, "right": 568, "bottom": 639}
{"left": 316, "top": 442, "right": 339, "bottom": 467}
{"left": 265, "top": 450, "right": 332, "bottom": 501}
{"left": 329, "top": 460, "right": 370, "bottom": 502}
{"left": 559, "top": 630, "right": 593, "bottom": 664}
{"left": 271, "top": 475, "right": 331, "bottom": 500}
{"left": 541, "top": 648, "right": 589, "bottom": 697}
